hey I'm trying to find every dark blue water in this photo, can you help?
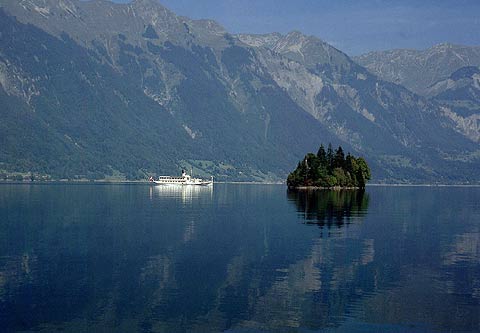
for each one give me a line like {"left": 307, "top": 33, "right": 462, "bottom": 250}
{"left": 0, "top": 184, "right": 479, "bottom": 332}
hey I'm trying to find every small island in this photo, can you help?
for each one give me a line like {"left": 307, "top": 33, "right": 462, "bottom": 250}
{"left": 287, "top": 144, "right": 371, "bottom": 189}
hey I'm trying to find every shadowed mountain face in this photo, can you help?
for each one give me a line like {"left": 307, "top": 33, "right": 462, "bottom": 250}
{"left": 1, "top": 0, "right": 479, "bottom": 183}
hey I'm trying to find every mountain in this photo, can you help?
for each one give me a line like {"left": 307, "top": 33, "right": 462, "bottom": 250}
{"left": 0, "top": 0, "right": 479, "bottom": 183}
{"left": 354, "top": 43, "right": 480, "bottom": 97}
{"left": 355, "top": 44, "right": 480, "bottom": 143}
{"left": 428, "top": 66, "right": 480, "bottom": 142}
{"left": 0, "top": 0, "right": 338, "bottom": 181}
{"left": 237, "top": 32, "right": 480, "bottom": 181}
{"left": 430, "top": 66, "right": 480, "bottom": 103}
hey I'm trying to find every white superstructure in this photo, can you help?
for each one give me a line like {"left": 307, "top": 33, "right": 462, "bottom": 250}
{"left": 150, "top": 170, "right": 213, "bottom": 186}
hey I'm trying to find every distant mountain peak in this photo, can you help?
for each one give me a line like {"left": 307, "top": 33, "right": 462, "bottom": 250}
{"left": 129, "top": 0, "right": 173, "bottom": 16}
{"left": 275, "top": 32, "right": 308, "bottom": 50}
{"left": 285, "top": 30, "right": 304, "bottom": 39}
{"left": 431, "top": 42, "right": 457, "bottom": 50}
{"left": 236, "top": 32, "right": 282, "bottom": 48}
{"left": 188, "top": 18, "right": 226, "bottom": 35}
{"left": 131, "top": 0, "right": 160, "bottom": 6}
{"left": 355, "top": 42, "right": 480, "bottom": 96}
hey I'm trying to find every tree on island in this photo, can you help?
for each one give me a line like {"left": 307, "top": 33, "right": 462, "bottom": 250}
{"left": 287, "top": 144, "right": 371, "bottom": 189}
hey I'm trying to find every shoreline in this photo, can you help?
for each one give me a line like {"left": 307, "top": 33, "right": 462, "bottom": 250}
{"left": 1, "top": 180, "right": 480, "bottom": 187}
{"left": 0, "top": 180, "right": 283, "bottom": 186}
{"left": 291, "top": 186, "right": 362, "bottom": 190}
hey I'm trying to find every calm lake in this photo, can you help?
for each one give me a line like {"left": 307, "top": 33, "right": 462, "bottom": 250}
{"left": 0, "top": 184, "right": 479, "bottom": 332}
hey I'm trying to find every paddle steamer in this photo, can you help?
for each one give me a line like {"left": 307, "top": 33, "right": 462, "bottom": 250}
{"left": 150, "top": 170, "right": 213, "bottom": 186}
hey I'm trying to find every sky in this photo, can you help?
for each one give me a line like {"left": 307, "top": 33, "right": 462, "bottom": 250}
{"left": 111, "top": 0, "right": 480, "bottom": 55}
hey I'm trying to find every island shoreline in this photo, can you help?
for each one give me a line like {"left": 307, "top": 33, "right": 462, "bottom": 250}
{"left": 289, "top": 186, "right": 362, "bottom": 190}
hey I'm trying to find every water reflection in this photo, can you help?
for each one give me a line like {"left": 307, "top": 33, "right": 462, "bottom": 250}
{"left": 288, "top": 189, "right": 369, "bottom": 228}
{"left": 150, "top": 184, "right": 213, "bottom": 203}
{"left": 0, "top": 185, "right": 479, "bottom": 332}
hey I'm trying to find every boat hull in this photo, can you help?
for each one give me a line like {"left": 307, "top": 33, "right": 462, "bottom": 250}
{"left": 153, "top": 180, "right": 213, "bottom": 186}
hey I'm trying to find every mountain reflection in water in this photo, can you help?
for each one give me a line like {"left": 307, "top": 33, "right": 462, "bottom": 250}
{"left": 288, "top": 189, "right": 369, "bottom": 228}
{"left": 0, "top": 184, "right": 479, "bottom": 332}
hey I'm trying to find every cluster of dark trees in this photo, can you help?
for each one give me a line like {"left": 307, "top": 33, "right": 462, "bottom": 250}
{"left": 287, "top": 144, "right": 371, "bottom": 188}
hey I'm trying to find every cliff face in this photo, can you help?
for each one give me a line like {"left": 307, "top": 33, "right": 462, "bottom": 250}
{"left": 1, "top": 0, "right": 479, "bottom": 183}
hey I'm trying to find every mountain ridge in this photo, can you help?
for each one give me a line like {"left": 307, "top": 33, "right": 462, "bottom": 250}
{"left": 355, "top": 43, "right": 480, "bottom": 143}
{"left": 355, "top": 43, "right": 480, "bottom": 96}
{"left": 1, "top": 0, "right": 479, "bottom": 183}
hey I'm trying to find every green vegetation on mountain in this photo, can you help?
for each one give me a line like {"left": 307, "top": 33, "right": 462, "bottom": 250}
{"left": 287, "top": 144, "right": 371, "bottom": 188}
{"left": 1, "top": 0, "right": 480, "bottom": 183}
{"left": 0, "top": 9, "right": 337, "bottom": 182}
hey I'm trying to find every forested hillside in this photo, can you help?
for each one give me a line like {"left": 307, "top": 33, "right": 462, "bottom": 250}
{"left": 1, "top": 0, "right": 479, "bottom": 183}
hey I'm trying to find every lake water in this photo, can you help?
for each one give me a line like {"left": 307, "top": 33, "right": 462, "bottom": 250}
{"left": 0, "top": 184, "right": 479, "bottom": 332}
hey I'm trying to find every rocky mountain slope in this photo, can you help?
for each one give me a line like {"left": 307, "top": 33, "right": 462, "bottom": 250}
{"left": 430, "top": 66, "right": 480, "bottom": 103}
{"left": 1, "top": 0, "right": 479, "bottom": 183}
{"left": 428, "top": 66, "right": 480, "bottom": 142}
{"left": 355, "top": 43, "right": 480, "bottom": 97}
{"left": 355, "top": 44, "right": 480, "bottom": 143}
{"left": 237, "top": 32, "right": 480, "bottom": 180}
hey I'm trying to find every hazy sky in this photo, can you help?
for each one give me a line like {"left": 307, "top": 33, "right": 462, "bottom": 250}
{"left": 111, "top": 0, "right": 480, "bottom": 55}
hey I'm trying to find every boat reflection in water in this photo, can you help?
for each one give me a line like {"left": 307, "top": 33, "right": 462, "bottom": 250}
{"left": 150, "top": 182, "right": 214, "bottom": 204}
{"left": 287, "top": 189, "right": 369, "bottom": 230}
{"left": 1, "top": 185, "right": 480, "bottom": 332}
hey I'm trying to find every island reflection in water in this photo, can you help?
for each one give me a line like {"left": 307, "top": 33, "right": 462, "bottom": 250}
{"left": 0, "top": 184, "right": 479, "bottom": 332}
{"left": 288, "top": 189, "right": 369, "bottom": 229}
